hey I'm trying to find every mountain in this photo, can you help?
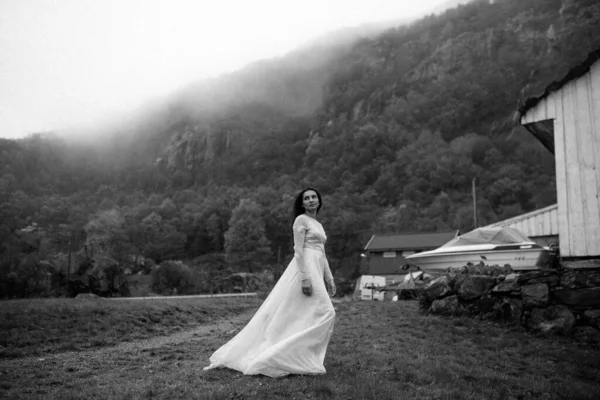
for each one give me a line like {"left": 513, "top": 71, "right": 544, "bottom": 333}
{"left": 146, "top": 0, "right": 599, "bottom": 185}
{"left": 2, "top": 0, "right": 600, "bottom": 297}
{"left": 61, "top": 15, "right": 416, "bottom": 173}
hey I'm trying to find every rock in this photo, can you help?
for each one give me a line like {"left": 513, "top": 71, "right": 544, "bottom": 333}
{"left": 477, "top": 295, "right": 500, "bottom": 314}
{"left": 429, "top": 295, "right": 462, "bottom": 316}
{"left": 463, "top": 303, "right": 478, "bottom": 316}
{"left": 75, "top": 292, "right": 100, "bottom": 299}
{"left": 471, "top": 295, "right": 501, "bottom": 319}
{"left": 572, "top": 326, "right": 600, "bottom": 345}
{"left": 480, "top": 312, "right": 498, "bottom": 320}
{"left": 527, "top": 305, "right": 575, "bottom": 335}
{"left": 423, "top": 276, "right": 451, "bottom": 301}
{"left": 560, "top": 270, "right": 600, "bottom": 289}
{"left": 497, "top": 298, "right": 523, "bottom": 324}
{"left": 447, "top": 270, "right": 468, "bottom": 291}
{"left": 457, "top": 275, "right": 497, "bottom": 301}
{"left": 582, "top": 310, "right": 600, "bottom": 329}
{"left": 553, "top": 288, "right": 600, "bottom": 308}
{"left": 526, "top": 275, "right": 560, "bottom": 288}
{"left": 492, "top": 274, "right": 521, "bottom": 295}
{"left": 521, "top": 283, "right": 549, "bottom": 307}
{"left": 562, "top": 260, "right": 600, "bottom": 270}
{"left": 518, "top": 270, "right": 558, "bottom": 284}
{"left": 463, "top": 294, "right": 501, "bottom": 318}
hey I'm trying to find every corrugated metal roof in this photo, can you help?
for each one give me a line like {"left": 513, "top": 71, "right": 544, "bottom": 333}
{"left": 484, "top": 204, "right": 559, "bottom": 237}
{"left": 519, "top": 47, "right": 600, "bottom": 118}
{"left": 485, "top": 204, "right": 557, "bottom": 228}
{"left": 365, "top": 231, "right": 459, "bottom": 251}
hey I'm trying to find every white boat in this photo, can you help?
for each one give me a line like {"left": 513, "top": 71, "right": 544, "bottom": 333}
{"left": 404, "top": 227, "right": 550, "bottom": 274}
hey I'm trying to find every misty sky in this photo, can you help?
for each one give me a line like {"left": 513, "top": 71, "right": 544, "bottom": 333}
{"left": 0, "top": 0, "right": 452, "bottom": 139}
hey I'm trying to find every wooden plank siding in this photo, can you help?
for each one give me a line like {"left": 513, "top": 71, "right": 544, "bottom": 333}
{"left": 521, "top": 61, "right": 600, "bottom": 257}
{"left": 550, "top": 89, "right": 571, "bottom": 257}
{"left": 576, "top": 69, "right": 600, "bottom": 255}
{"left": 563, "top": 80, "right": 587, "bottom": 256}
{"left": 590, "top": 62, "right": 600, "bottom": 254}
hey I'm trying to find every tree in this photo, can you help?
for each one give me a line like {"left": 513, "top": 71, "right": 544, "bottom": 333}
{"left": 224, "top": 199, "right": 272, "bottom": 272}
{"left": 158, "top": 198, "right": 178, "bottom": 220}
{"left": 424, "top": 192, "right": 454, "bottom": 227}
{"left": 83, "top": 209, "right": 127, "bottom": 261}
{"left": 206, "top": 213, "right": 224, "bottom": 251}
{"left": 140, "top": 212, "right": 186, "bottom": 263}
{"left": 487, "top": 177, "right": 532, "bottom": 212}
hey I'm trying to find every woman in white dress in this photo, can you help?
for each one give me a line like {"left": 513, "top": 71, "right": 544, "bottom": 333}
{"left": 203, "top": 188, "right": 336, "bottom": 377}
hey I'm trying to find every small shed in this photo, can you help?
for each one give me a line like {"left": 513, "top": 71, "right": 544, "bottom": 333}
{"left": 363, "top": 231, "right": 458, "bottom": 275}
{"left": 519, "top": 47, "right": 600, "bottom": 259}
{"left": 485, "top": 203, "right": 559, "bottom": 247}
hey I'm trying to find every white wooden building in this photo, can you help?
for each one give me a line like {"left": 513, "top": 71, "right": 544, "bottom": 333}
{"left": 519, "top": 48, "right": 600, "bottom": 259}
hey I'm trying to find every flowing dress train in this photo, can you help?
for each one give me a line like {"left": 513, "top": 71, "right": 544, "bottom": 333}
{"left": 203, "top": 214, "right": 335, "bottom": 377}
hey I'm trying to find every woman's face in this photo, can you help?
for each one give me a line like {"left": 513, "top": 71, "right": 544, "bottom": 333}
{"left": 302, "top": 190, "right": 319, "bottom": 213}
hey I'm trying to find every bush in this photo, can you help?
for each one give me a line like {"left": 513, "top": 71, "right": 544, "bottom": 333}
{"left": 0, "top": 255, "right": 63, "bottom": 298}
{"left": 151, "top": 260, "right": 196, "bottom": 295}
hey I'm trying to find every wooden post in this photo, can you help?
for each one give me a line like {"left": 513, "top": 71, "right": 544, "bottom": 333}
{"left": 472, "top": 178, "right": 477, "bottom": 228}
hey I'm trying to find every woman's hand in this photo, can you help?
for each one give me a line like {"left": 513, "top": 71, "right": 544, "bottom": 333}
{"left": 301, "top": 279, "right": 313, "bottom": 296}
{"left": 325, "top": 279, "right": 336, "bottom": 297}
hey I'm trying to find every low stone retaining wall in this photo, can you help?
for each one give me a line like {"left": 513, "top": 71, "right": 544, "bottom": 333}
{"left": 422, "top": 263, "right": 600, "bottom": 345}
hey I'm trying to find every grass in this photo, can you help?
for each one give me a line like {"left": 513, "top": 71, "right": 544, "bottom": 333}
{"left": 1, "top": 299, "right": 599, "bottom": 399}
{"left": 0, "top": 296, "right": 259, "bottom": 359}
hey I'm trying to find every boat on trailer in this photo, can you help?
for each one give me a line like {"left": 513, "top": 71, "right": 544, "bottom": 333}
{"left": 405, "top": 227, "right": 551, "bottom": 274}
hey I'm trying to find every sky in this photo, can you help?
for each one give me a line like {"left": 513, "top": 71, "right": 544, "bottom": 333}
{"left": 0, "top": 0, "right": 452, "bottom": 139}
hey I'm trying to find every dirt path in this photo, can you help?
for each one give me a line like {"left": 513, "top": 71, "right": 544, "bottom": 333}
{"left": 111, "top": 309, "right": 253, "bottom": 352}
{"left": 0, "top": 309, "right": 255, "bottom": 372}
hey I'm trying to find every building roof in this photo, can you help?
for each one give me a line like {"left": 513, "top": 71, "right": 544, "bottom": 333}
{"left": 484, "top": 203, "right": 558, "bottom": 233}
{"left": 364, "top": 231, "right": 459, "bottom": 252}
{"left": 519, "top": 47, "right": 600, "bottom": 118}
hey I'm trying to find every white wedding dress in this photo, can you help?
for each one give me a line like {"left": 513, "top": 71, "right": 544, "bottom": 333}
{"left": 203, "top": 214, "right": 336, "bottom": 377}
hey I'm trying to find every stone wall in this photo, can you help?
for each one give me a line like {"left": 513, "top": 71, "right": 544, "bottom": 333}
{"left": 422, "top": 263, "right": 600, "bottom": 345}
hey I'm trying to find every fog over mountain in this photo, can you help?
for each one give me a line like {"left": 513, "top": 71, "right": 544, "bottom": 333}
{"left": 1, "top": 0, "right": 462, "bottom": 140}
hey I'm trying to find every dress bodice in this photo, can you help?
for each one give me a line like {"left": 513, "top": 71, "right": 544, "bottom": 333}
{"left": 292, "top": 214, "right": 333, "bottom": 283}
{"left": 294, "top": 214, "right": 327, "bottom": 252}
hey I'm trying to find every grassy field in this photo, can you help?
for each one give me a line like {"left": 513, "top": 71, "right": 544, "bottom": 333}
{"left": 1, "top": 297, "right": 599, "bottom": 400}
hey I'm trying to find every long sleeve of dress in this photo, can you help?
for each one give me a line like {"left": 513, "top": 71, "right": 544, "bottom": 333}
{"left": 292, "top": 216, "right": 310, "bottom": 282}
{"left": 321, "top": 249, "right": 336, "bottom": 296}
{"left": 322, "top": 255, "right": 334, "bottom": 285}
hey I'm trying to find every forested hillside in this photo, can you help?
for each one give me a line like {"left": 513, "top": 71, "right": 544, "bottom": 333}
{"left": 1, "top": 0, "right": 599, "bottom": 298}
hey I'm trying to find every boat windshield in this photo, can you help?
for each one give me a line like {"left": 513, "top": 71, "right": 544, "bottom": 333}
{"left": 439, "top": 227, "right": 534, "bottom": 248}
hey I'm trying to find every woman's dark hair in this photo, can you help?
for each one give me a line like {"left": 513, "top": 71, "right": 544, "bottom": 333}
{"left": 293, "top": 187, "right": 322, "bottom": 220}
